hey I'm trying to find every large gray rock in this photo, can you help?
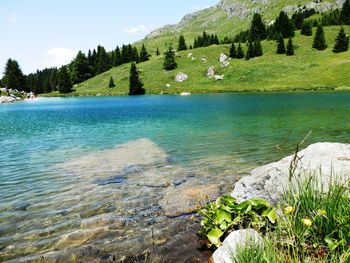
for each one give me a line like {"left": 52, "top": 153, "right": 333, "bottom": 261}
{"left": 160, "top": 184, "right": 222, "bottom": 217}
{"left": 213, "top": 229, "right": 263, "bottom": 263}
{"left": 207, "top": 66, "right": 216, "bottom": 78}
{"left": 175, "top": 72, "right": 189, "bottom": 82}
{"left": 0, "top": 96, "right": 16, "bottom": 103}
{"left": 219, "top": 53, "right": 228, "bottom": 63}
{"left": 231, "top": 143, "right": 350, "bottom": 204}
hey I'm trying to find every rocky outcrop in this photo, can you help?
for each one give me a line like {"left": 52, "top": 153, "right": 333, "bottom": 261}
{"left": 160, "top": 184, "right": 222, "bottom": 217}
{"left": 231, "top": 143, "right": 350, "bottom": 204}
{"left": 213, "top": 229, "right": 263, "bottom": 263}
{"left": 0, "top": 96, "right": 20, "bottom": 103}
{"left": 218, "top": 0, "right": 250, "bottom": 19}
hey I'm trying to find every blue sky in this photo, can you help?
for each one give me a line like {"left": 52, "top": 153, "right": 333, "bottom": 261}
{"left": 0, "top": 0, "right": 217, "bottom": 75}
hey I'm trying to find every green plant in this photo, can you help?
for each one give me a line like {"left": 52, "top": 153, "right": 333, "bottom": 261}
{"left": 199, "top": 196, "right": 276, "bottom": 247}
{"left": 232, "top": 240, "right": 276, "bottom": 263}
{"left": 280, "top": 174, "right": 350, "bottom": 261}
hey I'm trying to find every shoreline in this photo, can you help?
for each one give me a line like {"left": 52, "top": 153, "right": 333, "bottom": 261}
{"left": 39, "top": 86, "right": 350, "bottom": 98}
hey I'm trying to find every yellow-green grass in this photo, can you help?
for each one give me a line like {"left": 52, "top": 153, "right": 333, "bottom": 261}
{"left": 50, "top": 26, "right": 350, "bottom": 97}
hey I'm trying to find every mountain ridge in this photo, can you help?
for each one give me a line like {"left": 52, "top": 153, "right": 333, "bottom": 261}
{"left": 145, "top": 0, "right": 346, "bottom": 42}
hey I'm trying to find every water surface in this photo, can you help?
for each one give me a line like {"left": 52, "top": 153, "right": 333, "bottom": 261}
{"left": 1, "top": 92, "right": 350, "bottom": 262}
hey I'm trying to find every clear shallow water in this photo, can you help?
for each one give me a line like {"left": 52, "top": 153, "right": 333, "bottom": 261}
{"left": 0, "top": 93, "right": 350, "bottom": 262}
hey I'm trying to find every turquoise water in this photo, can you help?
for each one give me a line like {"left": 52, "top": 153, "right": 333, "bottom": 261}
{"left": 0, "top": 92, "right": 350, "bottom": 262}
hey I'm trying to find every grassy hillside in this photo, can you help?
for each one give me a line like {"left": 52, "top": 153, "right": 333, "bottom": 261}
{"left": 134, "top": 0, "right": 341, "bottom": 54}
{"left": 54, "top": 25, "right": 350, "bottom": 97}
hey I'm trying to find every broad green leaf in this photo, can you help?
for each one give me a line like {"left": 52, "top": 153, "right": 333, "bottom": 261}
{"left": 265, "top": 208, "right": 277, "bottom": 224}
{"left": 219, "top": 221, "right": 228, "bottom": 231}
{"left": 250, "top": 198, "right": 271, "bottom": 208}
{"left": 325, "top": 237, "right": 339, "bottom": 251}
{"left": 220, "top": 196, "right": 237, "bottom": 205}
{"left": 215, "top": 209, "right": 232, "bottom": 224}
{"left": 207, "top": 228, "right": 223, "bottom": 246}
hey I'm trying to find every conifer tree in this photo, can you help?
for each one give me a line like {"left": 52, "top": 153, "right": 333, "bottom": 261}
{"left": 96, "top": 46, "right": 111, "bottom": 74}
{"left": 254, "top": 40, "right": 263, "bottom": 57}
{"left": 57, "top": 66, "right": 72, "bottom": 93}
{"left": 178, "top": 35, "right": 187, "bottom": 51}
{"left": 286, "top": 38, "right": 295, "bottom": 56}
{"left": 139, "top": 44, "right": 150, "bottom": 62}
{"left": 301, "top": 21, "right": 313, "bottom": 36}
{"left": 340, "top": 0, "right": 350, "bottom": 25}
{"left": 133, "top": 47, "right": 139, "bottom": 63}
{"left": 333, "top": 27, "right": 349, "bottom": 52}
{"left": 229, "top": 43, "right": 236, "bottom": 58}
{"left": 275, "top": 11, "right": 295, "bottom": 38}
{"left": 109, "top": 76, "right": 115, "bottom": 88}
{"left": 2, "top": 59, "right": 25, "bottom": 90}
{"left": 163, "top": 47, "right": 177, "bottom": 70}
{"left": 246, "top": 41, "right": 255, "bottom": 60}
{"left": 249, "top": 13, "right": 267, "bottom": 41}
{"left": 114, "top": 46, "right": 122, "bottom": 66}
{"left": 129, "top": 63, "right": 145, "bottom": 95}
{"left": 71, "top": 51, "right": 91, "bottom": 84}
{"left": 156, "top": 47, "right": 160, "bottom": 56}
{"left": 236, "top": 43, "right": 245, "bottom": 59}
{"left": 313, "top": 24, "right": 327, "bottom": 50}
{"left": 276, "top": 34, "right": 286, "bottom": 54}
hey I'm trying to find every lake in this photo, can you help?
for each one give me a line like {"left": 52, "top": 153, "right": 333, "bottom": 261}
{"left": 1, "top": 92, "right": 350, "bottom": 262}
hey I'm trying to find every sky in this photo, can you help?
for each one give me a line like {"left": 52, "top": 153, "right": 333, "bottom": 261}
{"left": 0, "top": 0, "right": 217, "bottom": 75}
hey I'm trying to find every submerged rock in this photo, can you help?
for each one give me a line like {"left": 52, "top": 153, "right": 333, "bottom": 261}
{"left": 231, "top": 142, "right": 350, "bottom": 204}
{"left": 160, "top": 184, "right": 222, "bottom": 217}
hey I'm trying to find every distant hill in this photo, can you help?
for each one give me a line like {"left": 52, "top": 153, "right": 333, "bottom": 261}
{"left": 137, "top": 0, "right": 346, "bottom": 51}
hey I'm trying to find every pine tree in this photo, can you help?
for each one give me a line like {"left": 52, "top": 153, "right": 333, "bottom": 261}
{"left": 163, "top": 47, "right": 177, "bottom": 70}
{"left": 313, "top": 25, "right": 327, "bottom": 50}
{"left": 249, "top": 13, "right": 267, "bottom": 41}
{"left": 96, "top": 46, "right": 111, "bottom": 74}
{"left": 156, "top": 47, "right": 160, "bottom": 56}
{"left": 301, "top": 21, "right": 313, "bottom": 36}
{"left": 71, "top": 51, "right": 91, "bottom": 84}
{"left": 138, "top": 44, "right": 150, "bottom": 63}
{"left": 178, "top": 35, "right": 187, "bottom": 51}
{"left": 254, "top": 40, "right": 263, "bottom": 57}
{"left": 2, "top": 59, "right": 25, "bottom": 90}
{"left": 129, "top": 63, "right": 145, "bottom": 95}
{"left": 114, "top": 46, "right": 122, "bottom": 66}
{"left": 109, "top": 76, "right": 115, "bottom": 88}
{"left": 133, "top": 47, "right": 139, "bottom": 63}
{"left": 286, "top": 38, "right": 295, "bottom": 56}
{"left": 340, "top": 0, "right": 350, "bottom": 25}
{"left": 333, "top": 27, "right": 349, "bottom": 53}
{"left": 246, "top": 41, "right": 255, "bottom": 60}
{"left": 229, "top": 43, "right": 237, "bottom": 58}
{"left": 236, "top": 43, "right": 245, "bottom": 59}
{"left": 276, "top": 34, "right": 286, "bottom": 54}
{"left": 57, "top": 66, "right": 72, "bottom": 93}
{"left": 275, "top": 11, "right": 295, "bottom": 38}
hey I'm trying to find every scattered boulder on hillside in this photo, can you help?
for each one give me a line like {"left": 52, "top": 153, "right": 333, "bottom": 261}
{"left": 231, "top": 142, "right": 350, "bottom": 204}
{"left": 207, "top": 66, "right": 216, "bottom": 78}
{"left": 201, "top": 58, "right": 207, "bottom": 63}
{"left": 188, "top": 53, "right": 193, "bottom": 58}
{"left": 214, "top": 75, "right": 225, "bottom": 81}
{"left": 221, "top": 61, "right": 230, "bottom": 68}
{"left": 159, "top": 184, "right": 222, "bottom": 217}
{"left": 212, "top": 229, "right": 263, "bottom": 263}
{"left": 165, "top": 84, "right": 171, "bottom": 88}
{"left": 175, "top": 72, "right": 189, "bottom": 82}
{"left": 219, "top": 53, "right": 228, "bottom": 63}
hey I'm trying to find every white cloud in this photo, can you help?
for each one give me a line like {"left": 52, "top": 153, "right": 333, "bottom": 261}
{"left": 46, "top": 47, "right": 77, "bottom": 67}
{"left": 9, "top": 13, "right": 17, "bottom": 23}
{"left": 124, "top": 24, "right": 155, "bottom": 34}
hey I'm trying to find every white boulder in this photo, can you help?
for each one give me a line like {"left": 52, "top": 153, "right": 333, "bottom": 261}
{"left": 213, "top": 229, "right": 263, "bottom": 263}
{"left": 214, "top": 75, "right": 225, "bottom": 81}
{"left": 221, "top": 61, "right": 230, "bottom": 68}
{"left": 231, "top": 142, "right": 350, "bottom": 204}
{"left": 175, "top": 72, "right": 189, "bottom": 82}
{"left": 219, "top": 53, "right": 228, "bottom": 63}
{"left": 207, "top": 66, "right": 216, "bottom": 78}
